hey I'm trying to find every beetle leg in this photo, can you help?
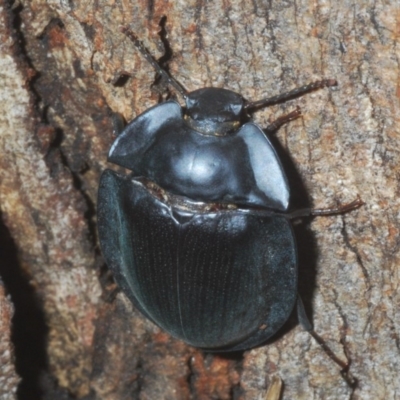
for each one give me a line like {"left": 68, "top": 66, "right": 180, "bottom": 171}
{"left": 264, "top": 106, "right": 301, "bottom": 132}
{"left": 245, "top": 79, "right": 337, "bottom": 111}
{"left": 310, "top": 196, "right": 365, "bottom": 216}
{"left": 111, "top": 112, "right": 126, "bottom": 137}
{"left": 121, "top": 27, "right": 188, "bottom": 99}
{"left": 297, "top": 296, "right": 357, "bottom": 387}
{"left": 296, "top": 294, "right": 313, "bottom": 331}
{"left": 287, "top": 196, "right": 364, "bottom": 219}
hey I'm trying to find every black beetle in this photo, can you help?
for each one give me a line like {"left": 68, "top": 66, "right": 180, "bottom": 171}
{"left": 98, "top": 28, "right": 362, "bottom": 357}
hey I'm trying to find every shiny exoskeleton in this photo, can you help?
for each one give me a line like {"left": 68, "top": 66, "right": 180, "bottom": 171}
{"left": 98, "top": 28, "right": 362, "bottom": 356}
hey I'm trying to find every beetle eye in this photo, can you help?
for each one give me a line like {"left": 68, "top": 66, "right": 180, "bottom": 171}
{"left": 229, "top": 103, "right": 242, "bottom": 115}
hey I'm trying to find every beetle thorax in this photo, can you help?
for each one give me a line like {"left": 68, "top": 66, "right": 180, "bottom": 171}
{"left": 184, "top": 87, "right": 244, "bottom": 136}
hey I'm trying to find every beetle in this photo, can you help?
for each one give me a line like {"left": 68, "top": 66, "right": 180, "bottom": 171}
{"left": 98, "top": 28, "right": 362, "bottom": 358}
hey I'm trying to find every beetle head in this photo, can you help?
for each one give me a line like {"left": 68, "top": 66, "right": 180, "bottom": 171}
{"left": 185, "top": 88, "right": 244, "bottom": 135}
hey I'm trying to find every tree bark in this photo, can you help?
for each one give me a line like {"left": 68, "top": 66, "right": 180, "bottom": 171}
{"left": 0, "top": 281, "right": 19, "bottom": 399}
{"left": 0, "top": 0, "right": 399, "bottom": 399}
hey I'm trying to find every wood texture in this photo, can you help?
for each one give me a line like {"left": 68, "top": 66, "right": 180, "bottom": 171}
{"left": 0, "top": 282, "right": 19, "bottom": 399}
{"left": 0, "top": 0, "right": 399, "bottom": 399}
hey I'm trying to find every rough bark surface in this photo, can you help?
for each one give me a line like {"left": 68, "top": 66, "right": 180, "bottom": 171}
{"left": 0, "top": 282, "right": 19, "bottom": 399}
{"left": 0, "top": 0, "right": 399, "bottom": 399}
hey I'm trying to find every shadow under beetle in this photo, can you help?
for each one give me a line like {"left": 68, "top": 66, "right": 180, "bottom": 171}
{"left": 97, "top": 27, "right": 363, "bottom": 378}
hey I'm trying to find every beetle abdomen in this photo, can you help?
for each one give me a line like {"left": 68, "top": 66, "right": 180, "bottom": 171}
{"left": 98, "top": 170, "right": 297, "bottom": 350}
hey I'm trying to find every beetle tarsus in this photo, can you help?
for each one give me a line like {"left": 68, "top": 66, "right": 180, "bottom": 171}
{"left": 265, "top": 106, "right": 302, "bottom": 132}
{"left": 297, "top": 295, "right": 357, "bottom": 388}
{"left": 308, "top": 329, "right": 357, "bottom": 388}
{"left": 288, "top": 195, "right": 364, "bottom": 219}
{"left": 310, "top": 195, "right": 364, "bottom": 216}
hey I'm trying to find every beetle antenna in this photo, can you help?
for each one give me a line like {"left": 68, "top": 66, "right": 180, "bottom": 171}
{"left": 244, "top": 79, "right": 337, "bottom": 111}
{"left": 121, "top": 27, "right": 188, "bottom": 99}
